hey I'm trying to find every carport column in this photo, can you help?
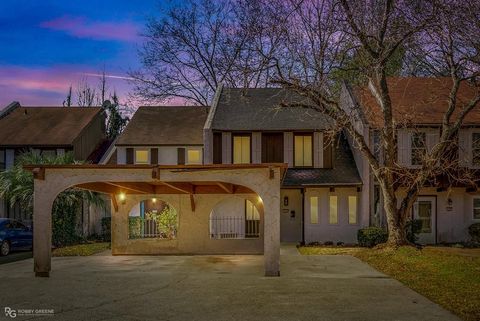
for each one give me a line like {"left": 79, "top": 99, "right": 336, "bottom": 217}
{"left": 262, "top": 169, "right": 281, "bottom": 277}
{"left": 33, "top": 179, "right": 54, "bottom": 277}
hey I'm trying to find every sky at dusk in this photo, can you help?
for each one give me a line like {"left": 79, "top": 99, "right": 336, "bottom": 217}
{"left": 0, "top": 0, "right": 166, "bottom": 108}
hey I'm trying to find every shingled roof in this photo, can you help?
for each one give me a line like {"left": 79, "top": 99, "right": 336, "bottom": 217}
{"left": 210, "top": 87, "right": 332, "bottom": 131}
{"left": 282, "top": 134, "right": 362, "bottom": 187}
{"left": 0, "top": 106, "right": 103, "bottom": 147}
{"left": 353, "top": 77, "right": 480, "bottom": 128}
{"left": 116, "top": 106, "right": 209, "bottom": 146}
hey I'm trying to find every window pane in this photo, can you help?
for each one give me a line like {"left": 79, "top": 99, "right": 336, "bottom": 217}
{"left": 411, "top": 132, "right": 426, "bottom": 166}
{"left": 348, "top": 196, "right": 357, "bottom": 224}
{"left": 474, "top": 199, "right": 480, "bottom": 219}
{"left": 294, "top": 136, "right": 304, "bottom": 166}
{"left": 187, "top": 149, "right": 201, "bottom": 164}
{"left": 303, "top": 136, "right": 312, "bottom": 166}
{"left": 135, "top": 150, "right": 149, "bottom": 164}
{"left": 233, "top": 136, "right": 250, "bottom": 164}
{"left": 310, "top": 197, "right": 318, "bottom": 224}
{"left": 246, "top": 200, "right": 260, "bottom": 220}
{"left": 329, "top": 196, "right": 338, "bottom": 224}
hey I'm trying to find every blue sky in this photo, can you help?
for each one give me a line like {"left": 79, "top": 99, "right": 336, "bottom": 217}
{"left": 0, "top": 0, "right": 164, "bottom": 107}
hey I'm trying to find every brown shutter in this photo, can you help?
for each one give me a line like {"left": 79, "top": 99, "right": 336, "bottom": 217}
{"left": 126, "top": 148, "right": 134, "bottom": 164}
{"left": 213, "top": 132, "right": 222, "bottom": 164}
{"left": 151, "top": 148, "right": 158, "bottom": 165}
{"left": 177, "top": 148, "right": 185, "bottom": 165}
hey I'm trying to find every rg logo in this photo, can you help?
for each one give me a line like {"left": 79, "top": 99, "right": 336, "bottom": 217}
{"left": 4, "top": 307, "right": 17, "bottom": 318}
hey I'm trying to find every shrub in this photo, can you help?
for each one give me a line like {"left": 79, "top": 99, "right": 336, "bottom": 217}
{"left": 468, "top": 223, "right": 480, "bottom": 243}
{"left": 128, "top": 217, "right": 144, "bottom": 239}
{"left": 405, "top": 219, "right": 423, "bottom": 244}
{"left": 101, "top": 217, "right": 111, "bottom": 242}
{"left": 357, "top": 227, "right": 388, "bottom": 247}
{"left": 324, "top": 241, "right": 334, "bottom": 246}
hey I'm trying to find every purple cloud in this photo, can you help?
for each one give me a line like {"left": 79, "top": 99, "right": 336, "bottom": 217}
{"left": 40, "top": 16, "right": 140, "bottom": 42}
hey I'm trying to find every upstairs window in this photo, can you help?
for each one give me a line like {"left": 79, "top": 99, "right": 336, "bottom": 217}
{"left": 233, "top": 135, "right": 251, "bottom": 164}
{"left": 411, "top": 132, "right": 426, "bottom": 166}
{"left": 294, "top": 134, "right": 313, "bottom": 167}
{"left": 473, "top": 133, "right": 480, "bottom": 166}
{"left": 135, "top": 149, "right": 149, "bottom": 164}
{"left": 187, "top": 148, "right": 202, "bottom": 165}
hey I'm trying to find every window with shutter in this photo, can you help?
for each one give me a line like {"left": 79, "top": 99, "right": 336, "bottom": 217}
{"left": 126, "top": 148, "right": 134, "bottom": 164}
{"left": 177, "top": 148, "right": 186, "bottom": 165}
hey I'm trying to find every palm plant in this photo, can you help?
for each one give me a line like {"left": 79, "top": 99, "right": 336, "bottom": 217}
{"left": 0, "top": 151, "right": 106, "bottom": 246}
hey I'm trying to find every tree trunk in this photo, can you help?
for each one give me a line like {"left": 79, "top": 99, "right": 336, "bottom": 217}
{"left": 380, "top": 181, "right": 410, "bottom": 247}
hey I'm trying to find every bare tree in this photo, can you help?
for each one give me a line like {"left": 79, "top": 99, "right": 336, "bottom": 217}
{"left": 63, "top": 85, "right": 73, "bottom": 107}
{"left": 130, "top": 0, "right": 284, "bottom": 106}
{"left": 272, "top": 0, "right": 480, "bottom": 246}
{"left": 76, "top": 78, "right": 97, "bottom": 107}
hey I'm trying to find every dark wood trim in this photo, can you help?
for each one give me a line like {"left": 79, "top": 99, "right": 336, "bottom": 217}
{"left": 231, "top": 133, "right": 252, "bottom": 164}
{"left": 293, "top": 133, "right": 314, "bottom": 168}
{"left": 177, "top": 148, "right": 186, "bottom": 165}
{"left": 150, "top": 148, "right": 158, "bottom": 165}
{"left": 126, "top": 148, "right": 134, "bottom": 164}
{"left": 261, "top": 132, "right": 284, "bottom": 163}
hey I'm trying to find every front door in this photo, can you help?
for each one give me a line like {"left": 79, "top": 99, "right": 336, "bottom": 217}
{"left": 413, "top": 197, "right": 436, "bottom": 244}
{"left": 280, "top": 189, "right": 303, "bottom": 242}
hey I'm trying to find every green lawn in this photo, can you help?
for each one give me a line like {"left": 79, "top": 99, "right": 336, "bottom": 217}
{"left": 53, "top": 242, "right": 110, "bottom": 257}
{"left": 299, "top": 246, "right": 480, "bottom": 321}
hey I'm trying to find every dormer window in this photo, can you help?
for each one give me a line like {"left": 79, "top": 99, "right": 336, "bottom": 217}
{"left": 473, "top": 133, "right": 480, "bottom": 166}
{"left": 411, "top": 132, "right": 426, "bottom": 166}
{"left": 135, "top": 149, "right": 149, "bottom": 164}
{"left": 233, "top": 134, "right": 251, "bottom": 164}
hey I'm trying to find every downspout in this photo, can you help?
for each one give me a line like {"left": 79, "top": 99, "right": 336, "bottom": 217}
{"left": 301, "top": 188, "right": 305, "bottom": 245}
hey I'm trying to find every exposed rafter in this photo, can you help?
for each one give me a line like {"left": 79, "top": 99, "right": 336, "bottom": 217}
{"left": 106, "top": 182, "right": 155, "bottom": 194}
{"left": 216, "top": 182, "right": 234, "bottom": 193}
{"left": 161, "top": 182, "right": 195, "bottom": 194}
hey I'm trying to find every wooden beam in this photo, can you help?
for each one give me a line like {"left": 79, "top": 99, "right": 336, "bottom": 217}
{"left": 216, "top": 182, "right": 234, "bottom": 194}
{"left": 32, "top": 167, "right": 45, "bottom": 180}
{"left": 106, "top": 182, "right": 155, "bottom": 194}
{"left": 111, "top": 194, "right": 118, "bottom": 212}
{"left": 162, "top": 182, "right": 195, "bottom": 194}
{"left": 190, "top": 194, "right": 195, "bottom": 212}
{"left": 269, "top": 167, "right": 275, "bottom": 179}
{"left": 76, "top": 182, "right": 121, "bottom": 195}
{"left": 152, "top": 167, "right": 160, "bottom": 180}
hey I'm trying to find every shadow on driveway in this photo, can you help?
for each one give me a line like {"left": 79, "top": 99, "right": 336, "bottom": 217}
{"left": 0, "top": 251, "right": 32, "bottom": 265}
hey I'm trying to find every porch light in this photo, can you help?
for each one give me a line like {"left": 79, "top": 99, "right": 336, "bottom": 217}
{"left": 152, "top": 198, "right": 157, "bottom": 204}
{"left": 119, "top": 193, "right": 126, "bottom": 204}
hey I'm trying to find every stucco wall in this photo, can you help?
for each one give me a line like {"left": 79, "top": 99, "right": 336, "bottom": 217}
{"left": 304, "top": 187, "right": 365, "bottom": 244}
{"left": 113, "top": 194, "right": 263, "bottom": 255}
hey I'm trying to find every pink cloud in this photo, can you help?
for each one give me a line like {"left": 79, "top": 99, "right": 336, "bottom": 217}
{"left": 40, "top": 16, "right": 139, "bottom": 42}
{"left": 0, "top": 65, "right": 136, "bottom": 107}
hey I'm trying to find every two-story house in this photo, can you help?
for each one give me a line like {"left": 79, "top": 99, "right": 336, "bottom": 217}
{"left": 105, "top": 106, "right": 209, "bottom": 221}
{"left": 0, "top": 102, "right": 108, "bottom": 233}
{"left": 341, "top": 77, "right": 480, "bottom": 244}
{"left": 204, "top": 86, "right": 364, "bottom": 244}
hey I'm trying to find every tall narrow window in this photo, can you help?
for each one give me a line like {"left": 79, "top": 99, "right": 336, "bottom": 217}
{"left": 294, "top": 134, "right": 313, "bottom": 167}
{"left": 135, "top": 149, "right": 149, "bottom": 164}
{"left": 473, "top": 198, "right": 480, "bottom": 220}
{"left": 310, "top": 196, "right": 319, "bottom": 224}
{"left": 348, "top": 196, "right": 358, "bottom": 224}
{"left": 329, "top": 196, "right": 338, "bottom": 224}
{"left": 233, "top": 135, "right": 251, "bottom": 164}
{"left": 245, "top": 200, "right": 260, "bottom": 238}
{"left": 472, "top": 133, "right": 480, "bottom": 166}
{"left": 411, "top": 132, "right": 426, "bottom": 166}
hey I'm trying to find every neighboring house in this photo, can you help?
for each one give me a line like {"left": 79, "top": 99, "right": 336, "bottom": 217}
{"left": 0, "top": 102, "right": 109, "bottom": 234}
{"left": 107, "top": 106, "right": 209, "bottom": 221}
{"left": 341, "top": 77, "right": 480, "bottom": 244}
{"left": 204, "top": 86, "right": 364, "bottom": 244}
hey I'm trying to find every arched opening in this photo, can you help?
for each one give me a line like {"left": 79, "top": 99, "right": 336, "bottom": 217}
{"left": 209, "top": 196, "right": 261, "bottom": 239}
{"left": 128, "top": 198, "right": 178, "bottom": 239}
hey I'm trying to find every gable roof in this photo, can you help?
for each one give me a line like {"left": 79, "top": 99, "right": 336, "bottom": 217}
{"left": 210, "top": 88, "right": 332, "bottom": 131}
{"left": 353, "top": 77, "right": 480, "bottom": 128}
{"left": 0, "top": 106, "right": 103, "bottom": 147}
{"left": 116, "top": 106, "right": 209, "bottom": 146}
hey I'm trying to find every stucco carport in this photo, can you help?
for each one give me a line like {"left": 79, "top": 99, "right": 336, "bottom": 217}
{"left": 25, "top": 164, "right": 285, "bottom": 278}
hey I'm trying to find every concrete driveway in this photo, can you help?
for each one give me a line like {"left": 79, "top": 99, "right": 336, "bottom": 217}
{"left": 0, "top": 246, "right": 459, "bottom": 321}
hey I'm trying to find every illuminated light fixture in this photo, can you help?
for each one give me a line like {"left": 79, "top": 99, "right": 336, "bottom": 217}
{"left": 257, "top": 196, "right": 263, "bottom": 203}
{"left": 152, "top": 198, "right": 157, "bottom": 204}
{"left": 119, "top": 193, "right": 126, "bottom": 205}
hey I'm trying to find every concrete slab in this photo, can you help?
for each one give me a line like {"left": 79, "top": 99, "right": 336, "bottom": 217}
{"left": 0, "top": 246, "right": 460, "bottom": 321}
